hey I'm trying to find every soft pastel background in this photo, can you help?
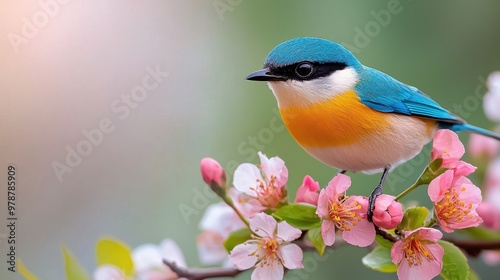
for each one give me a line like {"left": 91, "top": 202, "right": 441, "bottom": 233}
{"left": 1, "top": 0, "right": 499, "bottom": 279}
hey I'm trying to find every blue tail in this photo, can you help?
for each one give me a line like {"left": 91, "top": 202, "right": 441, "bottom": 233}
{"left": 441, "top": 123, "right": 500, "bottom": 141}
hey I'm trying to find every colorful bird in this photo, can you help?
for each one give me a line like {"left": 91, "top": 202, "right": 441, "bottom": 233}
{"left": 246, "top": 37, "right": 500, "bottom": 219}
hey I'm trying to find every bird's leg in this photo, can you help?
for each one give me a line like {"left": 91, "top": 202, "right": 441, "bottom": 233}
{"left": 367, "top": 166, "right": 390, "bottom": 222}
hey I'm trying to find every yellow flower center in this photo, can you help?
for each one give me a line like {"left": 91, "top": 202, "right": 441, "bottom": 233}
{"left": 434, "top": 186, "right": 473, "bottom": 227}
{"left": 250, "top": 174, "right": 284, "bottom": 209}
{"left": 402, "top": 237, "right": 435, "bottom": 267}
{"left": 249, "top": 234, "right": 282, "bottom": 268}
{"left": 328, "top": 194, "right": 362, "bottom": 231}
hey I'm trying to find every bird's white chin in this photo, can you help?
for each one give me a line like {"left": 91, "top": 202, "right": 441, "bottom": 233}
{"left": 267, "top": 66, "right": 360, "bottom": 108}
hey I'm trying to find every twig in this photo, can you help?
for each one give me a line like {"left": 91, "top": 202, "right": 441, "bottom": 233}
{"left": 162, "top": 235, "right": 320, "bottom": 280}
{"left": 445, "top": 239, "right": 500, "bottom": 257}
{"left": 163, "top": 260, "right": 242, "bottom": 280}
{"left": 375, "top": 226, "right": 398, "bottom": 243}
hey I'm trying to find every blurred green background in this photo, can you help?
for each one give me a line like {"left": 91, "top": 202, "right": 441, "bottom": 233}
{"left": 1, "top": 0, "right": 499, "bottom": 279}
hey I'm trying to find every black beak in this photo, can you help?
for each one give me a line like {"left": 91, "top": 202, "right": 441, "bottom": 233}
{"left": 246, "top": 68, "right": 287, "bottom": 81}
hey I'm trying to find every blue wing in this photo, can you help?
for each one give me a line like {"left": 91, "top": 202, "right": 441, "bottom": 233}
{"left": 355, "top": 66, "right": 463, "bottom": 124}
{"left": 354, "top": 67, "right": 500, "bottom": 140}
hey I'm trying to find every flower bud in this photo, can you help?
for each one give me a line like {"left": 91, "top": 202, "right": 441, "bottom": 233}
{"left": 200, "top": 157, "right": 226, "bottom": 196}
{"left": 372, "top": 195, "right": 403, "bottom": 229}
{"left": 294, "top": 175, "right": 320, "bottom": 206}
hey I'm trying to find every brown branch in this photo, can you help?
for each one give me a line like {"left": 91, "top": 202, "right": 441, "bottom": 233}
{"left": 162, "top": 236, "right": 320, "bottom": 280}
{"left": 163, "top": 260, "right": 242, "bottom": 280}
{"left": 375, "top": 226, "right": 398, "bottom": 243}
{"left": 444, "top": 239, "right": 500, "bottom": 257}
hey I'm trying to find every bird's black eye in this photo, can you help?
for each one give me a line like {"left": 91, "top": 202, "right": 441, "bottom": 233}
{"left": 295, "top": 62, "right": 313, "bottom": 78}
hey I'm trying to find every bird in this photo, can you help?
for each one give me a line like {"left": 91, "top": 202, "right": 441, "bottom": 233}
{"left": 245, "top": 37, "right": 500, "bottom": 220}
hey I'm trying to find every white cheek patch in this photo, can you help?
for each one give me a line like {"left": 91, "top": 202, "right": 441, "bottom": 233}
{"left": 267, "top": 67, "right": 359, "bottom": 108}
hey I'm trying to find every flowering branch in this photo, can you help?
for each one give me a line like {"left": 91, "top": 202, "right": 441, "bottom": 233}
{"left": 163, "top": 233, "right": 319, "bottom": 280}
{"left": 163, "top": 260, "right": 242, "bottom": 280}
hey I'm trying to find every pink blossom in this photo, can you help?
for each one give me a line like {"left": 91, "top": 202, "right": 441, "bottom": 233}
{"left": 428, "top": 170, "right": 483, "bottom": 233}
{"left": 483, "top": 71, "right": 500, "bottom": 121}
{"left": 486, "top": 159, "right": 500, "bottom": 189}
{"left": 200, "top": 157, "right": 225, "bottom": 187}
{"left": 197, "top": 203, "right": 246, "bottom": 265}
{"left": 233, "top": 152, "right": 288, "bottom": 210}
{"left": 315, "top": 174, "right": 375, "bottom": 247}
{"left": 132, "top": 239, "right": 186, "bottom": 280}
{"left": 477, "top": 173, "right": 500, "bottom": 230}
{"left": 391, "top": 227, "right": 444, "bottom": 280}
{"left": 431, "top": 129, "right": 477, "bottom": 177}
{"left": 482, "top": 251, "right": 500, "bottom": 266}
{"left": 228, "top": 188, "right": 266, "bottom": 218}
{"left": 431, "top": 129, "right": 465, "bottom": 168}
{"left": 294, "top": 175, "right": 320, "bottom": 206}
{"left": 229, "top": 213, "right": 303, "bottom": 280}
{"left": 371, "top": 194, "right": 403, "bottom": 229}
{"left": 468, "top": 134, "right": 499, "bottom": 160}
{"left": 451, "top": 160, "right": 477, "bottom": 177}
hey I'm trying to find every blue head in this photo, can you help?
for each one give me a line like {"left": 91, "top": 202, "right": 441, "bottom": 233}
{"left": 247, "top": 37, "right": 363, "bottom": 107}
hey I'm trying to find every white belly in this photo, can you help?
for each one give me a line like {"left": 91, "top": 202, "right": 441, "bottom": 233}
{"left": 302, "top": 114, "right": 436, "bottom": 174}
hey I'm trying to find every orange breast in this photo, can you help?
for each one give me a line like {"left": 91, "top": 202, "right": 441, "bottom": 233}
{"left": 279, "top": 89, "right": 391, "bottom": 147}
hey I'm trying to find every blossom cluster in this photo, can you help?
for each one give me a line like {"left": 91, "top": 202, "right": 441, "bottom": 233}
{"left": 197, "top": 128, "right": 488, "bottom": 280}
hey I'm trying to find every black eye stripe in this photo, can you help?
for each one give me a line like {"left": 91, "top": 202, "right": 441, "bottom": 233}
{"left": 267, "top": 62, "right": 347, "bottom": 81}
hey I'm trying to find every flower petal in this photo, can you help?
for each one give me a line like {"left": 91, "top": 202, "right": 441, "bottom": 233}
{"left": 278, "top": 243, "right": 304, "bottom": 269}
{"left": 321, "top": 220, "right": 336, "bottom": 246}
{"left": 277, "top": 221, "right": 302, "bottom": 242}
{"left": 428, "top": 170, "right": 453, "bottom": 202}
{"left": 411, "top": 227, "right": 443, "bottom": 243}
{"left": 390, "top": 240, "right": 404, "bottom": 265}
{"left": 398, "top": 247, "right": 442, "bottom": 280}
{"left": 132, "top": 244, "right": 163, "bottom": 272}
{"left": 233, "top": 163, "right": 262, "bottom": 196}
{"left": 200, "top": 203, "right": 245, "bottom": 236}
{"left": 229, "top": 243, "right": 259, "bottom": 270}
{"left": 341, "top": 218, "right": 375, "bottom": 247}
{"left": 327, "top": 173, "right": 351, "bottom": 194}
{"left": 316, "top": 189, "right": 329, "bottom": 218}
{"left": 252, "top": 260, "right": 284, "bottom": 280}
{"left": 159, "top": 239, "right": 187, "bottom": 268}
{"left": 94, "top": 265, "right": 125, "bottom": 280}
{"left": 258, "top": 152, "right": 288, "bottom": 187}
{"left": 196, "top": 231, "right": 227, "bottom": 265}
{"left": 431, "top": 129, "right": 465, "bottom": 166}
{"left": 228, "top": 188, "right": 265, "bottom": 218}
{"left": 250, "top": 213, "right": 277, "bottom": 238}
{"left": 455, "top": 177, "right": 482, "bottom": 205}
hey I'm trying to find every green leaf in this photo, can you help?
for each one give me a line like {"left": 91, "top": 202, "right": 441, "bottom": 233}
{"left": 307, "top": 227, "right": 325, "bottom": 256}
{"left": 362, "top": 246, "right": 397, "bottom": 273}
{"left": 61, "top": 246, "right": 90, "bottom": 280}
{"left": 439, "top": 240, "right": 470, "bottom": 280}
{"left": 467, "top": 269, "right": 479, "bottom": 280}
{"left": 397, "top": 207, "right": 429, "bottom": 231}
{"left": 96, "top": 237, "right": 134, "bottom": 276}
{"left": 272, "top": 204, "right": 320, "bottom": 230}
{"left": 17, "top": 259, "right": 39, "bottom": 280}
{"left": 375, "top": 234, "right": 395, "bottom": 249}
{"left": 224, "top": 228, "right": 252, "bottom": 252}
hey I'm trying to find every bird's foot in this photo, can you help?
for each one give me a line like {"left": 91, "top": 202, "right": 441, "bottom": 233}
{"left": 367, "top": 184, "right": 383, "bottom": 222}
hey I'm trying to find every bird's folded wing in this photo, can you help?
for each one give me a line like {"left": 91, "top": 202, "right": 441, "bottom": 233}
{"left": 356, "top": 67, "right": 463, "bottom": 124}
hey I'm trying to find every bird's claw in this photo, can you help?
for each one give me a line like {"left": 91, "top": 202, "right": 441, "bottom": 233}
{"left": 367, "top": 185, "right": 383, "bottom": 222}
